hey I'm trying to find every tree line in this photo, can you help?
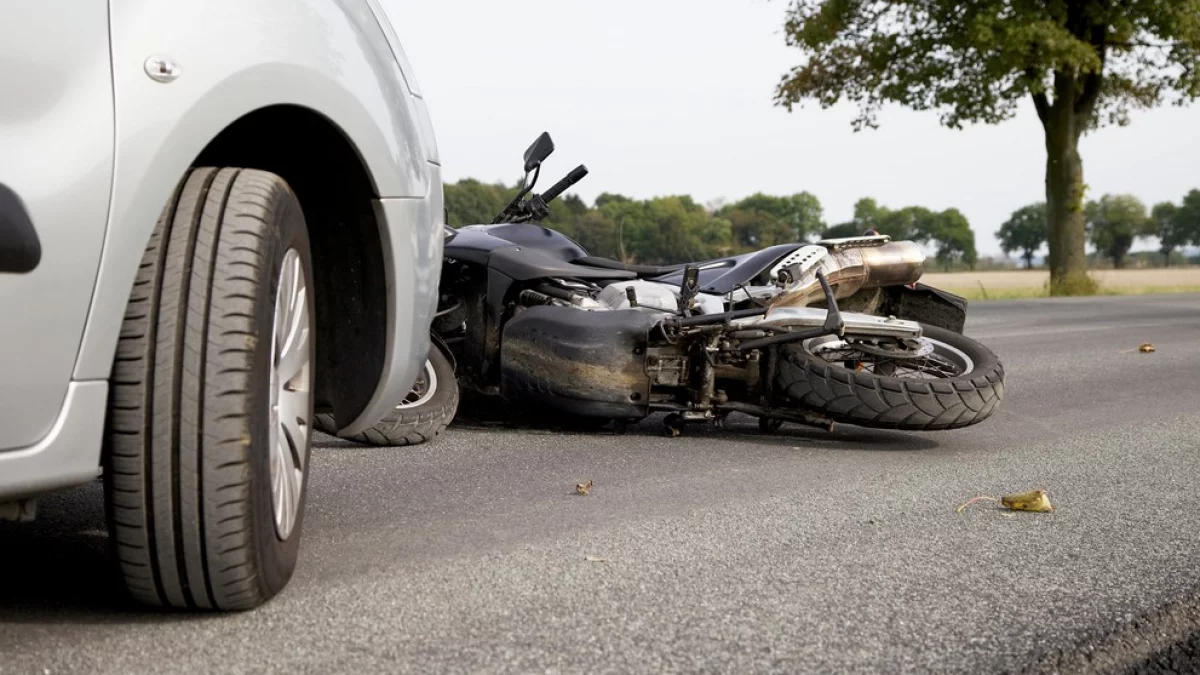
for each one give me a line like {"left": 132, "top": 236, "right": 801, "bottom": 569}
{"left": 445, "top": 178, "right": 978, "bottom": 268}
{"left": 997, "top": 190, "right": 1200, "bottom": 269}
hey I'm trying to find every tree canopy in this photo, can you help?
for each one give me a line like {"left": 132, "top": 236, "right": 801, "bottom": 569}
{"left": 1151, "top": 189, "right": 1200, "bottom": 265}
{"left": 1085, "top": 193, "right": 1152, "bottom": 269}
{"left": 775, "top": 0, "right": 1200, "bottom": 293}
{"left": 996, "top": 203, "right": 1048, "bottom": 269}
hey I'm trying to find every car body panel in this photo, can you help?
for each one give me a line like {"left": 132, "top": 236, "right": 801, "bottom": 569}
{"left": 0, "top": 383, "right": 108, "bottom": 500}
{"left": 1, "top": 0, "right": 442, "bottom": 495}
{"left": 0, "top": 1, "right": 115, "bottom": 450}
{"left": 74, "top": 0, "right": 438, "bottom": 387}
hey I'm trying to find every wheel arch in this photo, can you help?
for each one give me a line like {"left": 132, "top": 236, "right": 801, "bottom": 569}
{"left": 191, "top": 104, "right": 391, "bottom": 428}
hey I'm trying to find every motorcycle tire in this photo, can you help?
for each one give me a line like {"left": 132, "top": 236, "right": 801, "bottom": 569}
{"left": 315, "top": 346, "right": 459, "bottom": 446}
{"left": 775, "top": 323, "right": 1004, "bottom": 431}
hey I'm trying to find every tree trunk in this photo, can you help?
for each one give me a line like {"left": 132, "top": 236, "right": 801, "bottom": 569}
{"left": 1043, "top": 98, "right": 1095, "bottom": 295}
{"left": 1023, "top": 251, "right": 1034, "bottom": 269}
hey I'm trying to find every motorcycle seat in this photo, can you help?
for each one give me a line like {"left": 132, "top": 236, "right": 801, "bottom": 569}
{"left": 572, "top": 256, "right": 689, "bottom": 277}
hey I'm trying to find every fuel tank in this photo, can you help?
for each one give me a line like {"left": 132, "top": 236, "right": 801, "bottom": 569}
{"left": 445, "top": 222, "right": 590, "bottom": 264}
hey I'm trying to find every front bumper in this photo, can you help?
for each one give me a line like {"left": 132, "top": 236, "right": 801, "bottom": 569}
{"left": 0, "top": 381, "right": 106, "bottom": 501}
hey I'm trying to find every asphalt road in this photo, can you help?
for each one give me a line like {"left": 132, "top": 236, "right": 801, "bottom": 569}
{"left": 3, "top": 294, "right": 1200, "bottom": 674}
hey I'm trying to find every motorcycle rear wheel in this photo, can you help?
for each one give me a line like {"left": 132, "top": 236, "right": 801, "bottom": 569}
{"left": 315, "top": 346, "right": 459, "bottom": 446}
{"left": 775, "top": 323, "right": 1004, "bottom": 431}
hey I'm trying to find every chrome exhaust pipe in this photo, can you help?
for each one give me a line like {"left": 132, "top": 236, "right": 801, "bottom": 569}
{"left": 768, "top": 240, "right": 927, "bottom": 309}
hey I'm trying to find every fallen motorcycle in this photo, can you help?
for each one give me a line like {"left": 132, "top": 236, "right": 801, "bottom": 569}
{"left": 330, "top": 132, "right": 1004, "bottom": 444}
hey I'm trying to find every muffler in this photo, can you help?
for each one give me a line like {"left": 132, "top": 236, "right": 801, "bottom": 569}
{"left": 769, "top": 240, "right": 926, "bottom": 309}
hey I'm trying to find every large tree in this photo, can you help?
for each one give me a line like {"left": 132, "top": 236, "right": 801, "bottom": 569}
{"left": 928, "top": 208, "right": 979, "bottom": 270}
{"left": 1176, "top": 189, "right": 1200, "bottom": 247}
{"left": 1085, "top": 193, "right": 1151, "bottom": 269}
{"left": 1150, "top": 201, "right": 1187, "bottom": 265}
{"left": 775, "top": 0, "right": 1200, "bottom": 294}
{"left": 996, "top": 202, "right": 1049, "bottom": 268}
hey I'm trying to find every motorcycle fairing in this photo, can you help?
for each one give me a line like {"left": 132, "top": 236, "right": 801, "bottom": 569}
{"left": 500, "top": 304, "right": 658, "bottom": 418}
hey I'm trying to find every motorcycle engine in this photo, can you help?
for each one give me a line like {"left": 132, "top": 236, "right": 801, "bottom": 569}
{"left": 597, "top": 280, "right": 724, "bottom": 315}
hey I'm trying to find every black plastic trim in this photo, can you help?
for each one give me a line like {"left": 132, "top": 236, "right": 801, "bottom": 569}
{"left": 0, "top": 183, "right": 41, "bottom": 273}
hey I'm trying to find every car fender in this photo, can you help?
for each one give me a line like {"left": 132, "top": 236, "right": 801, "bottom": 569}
{"left": 73, "top": 0, "right": 442, "bottom": 408}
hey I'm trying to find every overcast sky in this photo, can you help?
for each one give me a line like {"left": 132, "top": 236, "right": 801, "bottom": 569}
{"left": 384, "top": 0, "right": 1199, "bottom": 257}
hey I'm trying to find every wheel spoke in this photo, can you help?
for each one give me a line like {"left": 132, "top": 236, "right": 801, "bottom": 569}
{"left": 274, "top": 257, "right": 295, "bottom": 349}
{"left": 276, "top": 298, "right": 309, "bottom": 385}
{"left": 279, "top": 388, "right": 309, "bottom": 472}
{"left": 273, "top": 440, "right": 288, "bottom": 532}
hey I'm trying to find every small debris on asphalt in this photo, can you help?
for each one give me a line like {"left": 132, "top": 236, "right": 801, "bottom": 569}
{"left": 957, "top": 489, "right": 1055, "bottom": 514}
{"left": 575, "top": 480, "right": 593, "bottom": 496}
{"left": 585, "top": 556, "right": 608, "bottom": 563}
{"left": 1001, "top": 488, "right": 1054, "bottom": 512}
{"left": 1120, "top": 343, "right": 1157, "bottom": 354}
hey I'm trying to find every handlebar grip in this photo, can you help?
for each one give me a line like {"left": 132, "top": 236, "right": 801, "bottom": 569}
{"left": 540, "top": 164, "right": 589, "bottom": 204}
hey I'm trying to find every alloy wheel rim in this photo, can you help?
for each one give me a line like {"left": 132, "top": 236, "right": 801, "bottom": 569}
{"left": 268, "top": 248, "right": 312, "bottom": 541}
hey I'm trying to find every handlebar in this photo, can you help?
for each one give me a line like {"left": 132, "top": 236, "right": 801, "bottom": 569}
{"left": 540, "top": 164, "right": 589, "bottom": 204}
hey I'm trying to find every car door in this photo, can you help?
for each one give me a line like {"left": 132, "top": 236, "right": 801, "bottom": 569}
{"left": 0, "top": 1, "right": 115, "bottom": 450}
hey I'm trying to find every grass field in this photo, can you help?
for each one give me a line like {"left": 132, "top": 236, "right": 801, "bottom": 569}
{"left": 920, "top": 268, "right": 1200, "bottom": 300}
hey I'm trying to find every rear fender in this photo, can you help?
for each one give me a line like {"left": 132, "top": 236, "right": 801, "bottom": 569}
{"left": 881, "top": 283, "right": 969, "bottom": 334}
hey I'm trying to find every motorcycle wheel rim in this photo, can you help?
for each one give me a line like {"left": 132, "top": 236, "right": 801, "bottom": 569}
{"left": 397, "top": 359, "right": 438, "bottom": 409}
{"left": 802, "top": 335, "right": 974, "bottom": 379}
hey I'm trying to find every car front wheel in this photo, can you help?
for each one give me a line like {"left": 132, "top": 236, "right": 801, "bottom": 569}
{"left": 104, "top": 167, "right": 315, "bottom": 611}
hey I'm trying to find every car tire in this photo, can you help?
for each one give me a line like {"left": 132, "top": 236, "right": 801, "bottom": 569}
{"left": 314, "top": 346, "right": 458, "bottom": 446}
{"left": 104, "top": 167, "right": 316, "bottom": 611}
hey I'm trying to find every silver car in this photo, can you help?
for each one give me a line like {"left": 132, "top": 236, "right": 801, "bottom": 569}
{"left": 0, "top": 0, "right": 444, "bottom": 610}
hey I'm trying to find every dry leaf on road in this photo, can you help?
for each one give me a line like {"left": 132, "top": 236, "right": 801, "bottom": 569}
{"left": 584, "top": 556, "right": 608, "bottom": 563}
{"left": 1001, "top": 488, "right": 1054, "bottom": 513}
{"left": 957, "top": 489, "right": 1055, "bottom": 514}
{"left": 1121, "top": 343, "right": 1157, "bottom": 354}
{"left": 575, "top": 480, "right": 593, "bottom": 496}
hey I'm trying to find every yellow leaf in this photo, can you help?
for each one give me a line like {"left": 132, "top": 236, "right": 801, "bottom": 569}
{"left": 575, "top": 480, "right": 593, "bottom": 496}
{"left": 1000, "top": 488, "right": 1054, "bottom": 513}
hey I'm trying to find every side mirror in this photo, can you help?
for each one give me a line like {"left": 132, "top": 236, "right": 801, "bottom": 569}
{"left": 523, "top": 132, "right": 555, "bottom": 173}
